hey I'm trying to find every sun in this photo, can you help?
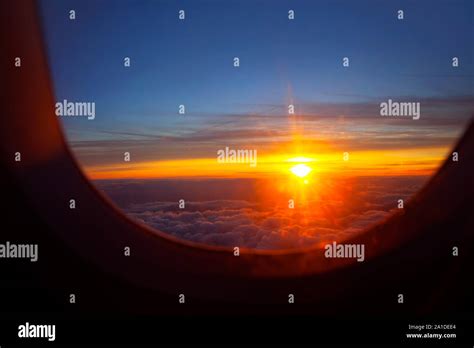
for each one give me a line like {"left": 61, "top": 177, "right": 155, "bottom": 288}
{"left": 290, "top": 163, "right": 312, "bottom": 178}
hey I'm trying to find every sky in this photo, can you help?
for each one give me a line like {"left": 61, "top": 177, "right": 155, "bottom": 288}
{"left": 38, "top": 0, "right": 474, "bottom": 180}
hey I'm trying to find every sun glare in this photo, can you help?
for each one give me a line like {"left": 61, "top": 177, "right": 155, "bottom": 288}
{"left": 290, "top": 163, "right": 312, "bottom": 178}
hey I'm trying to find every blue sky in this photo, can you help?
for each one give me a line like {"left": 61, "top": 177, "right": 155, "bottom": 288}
{"left": 38, "top": 0, "right": 473, "bottom": 170}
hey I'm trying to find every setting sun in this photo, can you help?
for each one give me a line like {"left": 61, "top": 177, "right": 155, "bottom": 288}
{"left": 290, "top": 163, "right": 312, "bottom": 178}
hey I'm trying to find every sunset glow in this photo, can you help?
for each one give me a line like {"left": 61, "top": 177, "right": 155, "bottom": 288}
{"left": 84, "top": 146, "right": 449, "bottom": 180}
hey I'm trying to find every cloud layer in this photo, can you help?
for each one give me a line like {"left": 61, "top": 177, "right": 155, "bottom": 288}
{"left": 106, "top": 176, "right": 427, "bottom": 249}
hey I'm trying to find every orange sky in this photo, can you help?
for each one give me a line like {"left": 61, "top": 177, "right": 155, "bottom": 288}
{"left": 85, "top": 145, "right": 449, "bottom": 180}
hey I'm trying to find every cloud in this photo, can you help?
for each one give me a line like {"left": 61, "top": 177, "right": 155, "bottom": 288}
{"left": 65, "top": 94, "right": 473, "bottom": 168}
{"left": 121, "top": 176, "right": 424, "bottom": 249}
